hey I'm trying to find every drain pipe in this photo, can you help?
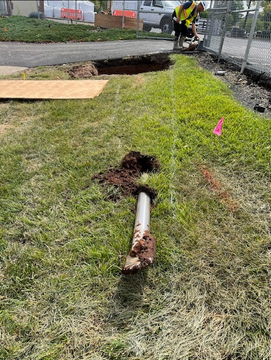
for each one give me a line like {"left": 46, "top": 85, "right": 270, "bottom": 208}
{"left": 122, "top": 192, "right": 156, "bottom": 274}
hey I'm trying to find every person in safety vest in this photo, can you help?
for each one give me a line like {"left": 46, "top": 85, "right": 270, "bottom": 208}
{"left": 172, "top": 1, "right": 206, "bottom": 50}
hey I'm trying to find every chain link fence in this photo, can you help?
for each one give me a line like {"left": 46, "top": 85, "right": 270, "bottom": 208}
{"left": 125, "top": 0, "right": 271, "bottom": 79}
{"left": 202, "top": 0, "right": 271, "bottom": 77}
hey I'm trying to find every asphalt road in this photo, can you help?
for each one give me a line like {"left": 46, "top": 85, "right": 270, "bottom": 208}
{"left": 1, "top": 37, "right": 269, "bottom": 76}
{"left": 0, "top": 39, "right": 173, "bottom": 68}
{"left": 222, "top": 37, "right": 271, "bottom": 74}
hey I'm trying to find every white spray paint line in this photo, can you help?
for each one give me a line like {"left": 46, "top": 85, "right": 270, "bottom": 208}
{"left": 169, "top": 69, "right": 178, "bottom": 208}
{"left": 109, "top": 84, "right": 122, "bottom": 149}
{"left": 110, "top": 84, "right": 121, "bottom": 125}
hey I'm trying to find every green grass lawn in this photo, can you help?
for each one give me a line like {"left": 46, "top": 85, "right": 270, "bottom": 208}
{"left": 0, "top": 15, "right": 170, "bottom": 42}
{"left": 0, "top": 16, "right": 271, "bottom": 360}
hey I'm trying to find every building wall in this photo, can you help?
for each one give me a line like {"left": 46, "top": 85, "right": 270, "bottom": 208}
{"left": 11, "top": 1, "right": 42, "bottom": 16}
{"left": 0, "top": 0, "right": 7, "bottom": 15}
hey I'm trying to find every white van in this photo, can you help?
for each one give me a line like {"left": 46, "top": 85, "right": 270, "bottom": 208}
{"left": 111, "top": 0, "right": 181, "bottom": 34}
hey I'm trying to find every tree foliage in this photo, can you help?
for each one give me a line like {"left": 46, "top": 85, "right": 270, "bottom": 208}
{"left": 247, "top": 0, "right": 271, "bottom": 30}
{"left": 92, "top": 0, "right": 109, "bottom": 12}
{"left": 246, "top": 0, "right": 271, "bottom": 13}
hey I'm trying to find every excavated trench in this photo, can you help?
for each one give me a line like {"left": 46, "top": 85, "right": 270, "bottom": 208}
{"left": 68, "top": 53, "right": 173, "bottom": 77}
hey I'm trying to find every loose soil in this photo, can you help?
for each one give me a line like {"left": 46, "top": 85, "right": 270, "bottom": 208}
{"left": 199, "top": 165, "right": 237, "bottom": 213}
{"left": 92, "top": 150, "right": 159, "bottom": 201}
{"left": 67, "top": 63, "right": 98, "bottom": 78}
{"left": 122, "top": 230, "right": 156, "bottom": 275}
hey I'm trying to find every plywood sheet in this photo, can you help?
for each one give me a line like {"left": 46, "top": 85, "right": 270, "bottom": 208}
{"left": 95, "top": 13, "right": 143, "bottom": 30}
{"left": 0, "top": 80, "right": 108, "bottom": 99}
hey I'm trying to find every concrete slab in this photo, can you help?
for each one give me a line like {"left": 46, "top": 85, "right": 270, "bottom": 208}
{"left": 0, "top": 66, "right": 28, "bottom": 75}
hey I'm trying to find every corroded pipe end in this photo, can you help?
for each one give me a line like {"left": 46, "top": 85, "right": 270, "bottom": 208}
{"left": 122, "top": 231, "right": 156, "bottom": 275}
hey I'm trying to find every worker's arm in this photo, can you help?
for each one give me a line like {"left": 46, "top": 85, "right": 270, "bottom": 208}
{"left": 176, "top": 5, "right": 184, "bottom": 23}
{"left": 192, "top": 22, "right": 199, "bottom": 39}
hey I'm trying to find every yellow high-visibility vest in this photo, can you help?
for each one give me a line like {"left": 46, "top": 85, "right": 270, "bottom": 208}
{"left": 175, "top": 1, "right": 197, "bottom": 27}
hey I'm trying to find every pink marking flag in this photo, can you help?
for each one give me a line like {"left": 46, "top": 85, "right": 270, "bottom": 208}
{"left": 213, "top": 117, "right": 224, "bottom": 136}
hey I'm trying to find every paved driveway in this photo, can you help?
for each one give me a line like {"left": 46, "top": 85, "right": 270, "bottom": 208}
{"left": 0, "top": 39, "right": 173, "bottom": 68}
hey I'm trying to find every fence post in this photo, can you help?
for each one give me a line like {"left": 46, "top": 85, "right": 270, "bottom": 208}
{"left": 122, "top": 0, "right": 125, "bottom": 28}
{"left": 136, "top": 0, "right": 140, "bottom": 37}
{"left": 217, "top": 0, "right": 231, "bottom": 63}
{"left": 36, "top": 0, "right": 40, "bottom": 19}
{"left": 75, "top": 0, "right": 77, "bottom": 24}
{"left": 240, "top": 0, "right": 261, "bottom": 74}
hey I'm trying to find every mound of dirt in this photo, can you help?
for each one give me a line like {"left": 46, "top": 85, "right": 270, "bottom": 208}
{"left": 68, "top": 63, "right": 98, "bottom": 78}
{"left": 92, "top": 151, "right": 159, "bottom": 201}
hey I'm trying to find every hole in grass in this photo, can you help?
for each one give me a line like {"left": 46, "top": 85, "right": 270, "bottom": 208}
{"left": 68, "top": 54, "right": 173, "bottom": 77}
{"left": 91, "top": 151, "right": 159, "bottom": 201}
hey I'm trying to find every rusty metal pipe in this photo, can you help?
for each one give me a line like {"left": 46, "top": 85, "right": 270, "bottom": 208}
{"left": 122, "top": 192, "right": 156, "bottom": 274}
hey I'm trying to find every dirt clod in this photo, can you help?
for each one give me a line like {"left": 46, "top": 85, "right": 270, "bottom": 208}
{"left": 122, "top": 231, "right": 156, "bottom": 275}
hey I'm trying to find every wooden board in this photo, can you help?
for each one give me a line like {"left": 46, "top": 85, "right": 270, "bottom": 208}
{"left": 0, "top": 80, "right": 108, "bottom": 99}
{"left": 95, "top": 13, "right": 143, "bottom": 30}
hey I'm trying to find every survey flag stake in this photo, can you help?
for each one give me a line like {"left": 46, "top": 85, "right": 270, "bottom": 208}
{"left": 213, "top": 117, "right": 224, "bottom": 136}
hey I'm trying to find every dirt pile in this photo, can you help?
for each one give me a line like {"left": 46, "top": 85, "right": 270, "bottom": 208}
{"left": 92, "top": 151, "right": 159, "bottom": 200}
{"left": 68, "top": 63, "right": 98, "bottom": 78}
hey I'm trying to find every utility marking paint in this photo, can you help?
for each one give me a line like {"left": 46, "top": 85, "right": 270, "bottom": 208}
{"left": 110, "top": 84, "right": 121, "bottom": 125}
{"left": 169, "top": 70, "right": 178, "bottom": 207}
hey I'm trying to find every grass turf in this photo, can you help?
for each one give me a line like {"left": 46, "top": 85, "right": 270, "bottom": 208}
{"left": 0, "top": 52, "right": 270, "bottom": 359}
{"left": 0, "top": 15, "right": 171, "bottom": 43}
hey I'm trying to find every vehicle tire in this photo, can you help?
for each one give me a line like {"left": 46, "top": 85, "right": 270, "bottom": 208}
{"left": 143, "top": 24, "right": 152, "bottom": 32}
{"left": 29, "top": 11, "right": 45, "bottom": 19}
{"left": 160, "top": 17, "right": 173, "bottom": 34}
